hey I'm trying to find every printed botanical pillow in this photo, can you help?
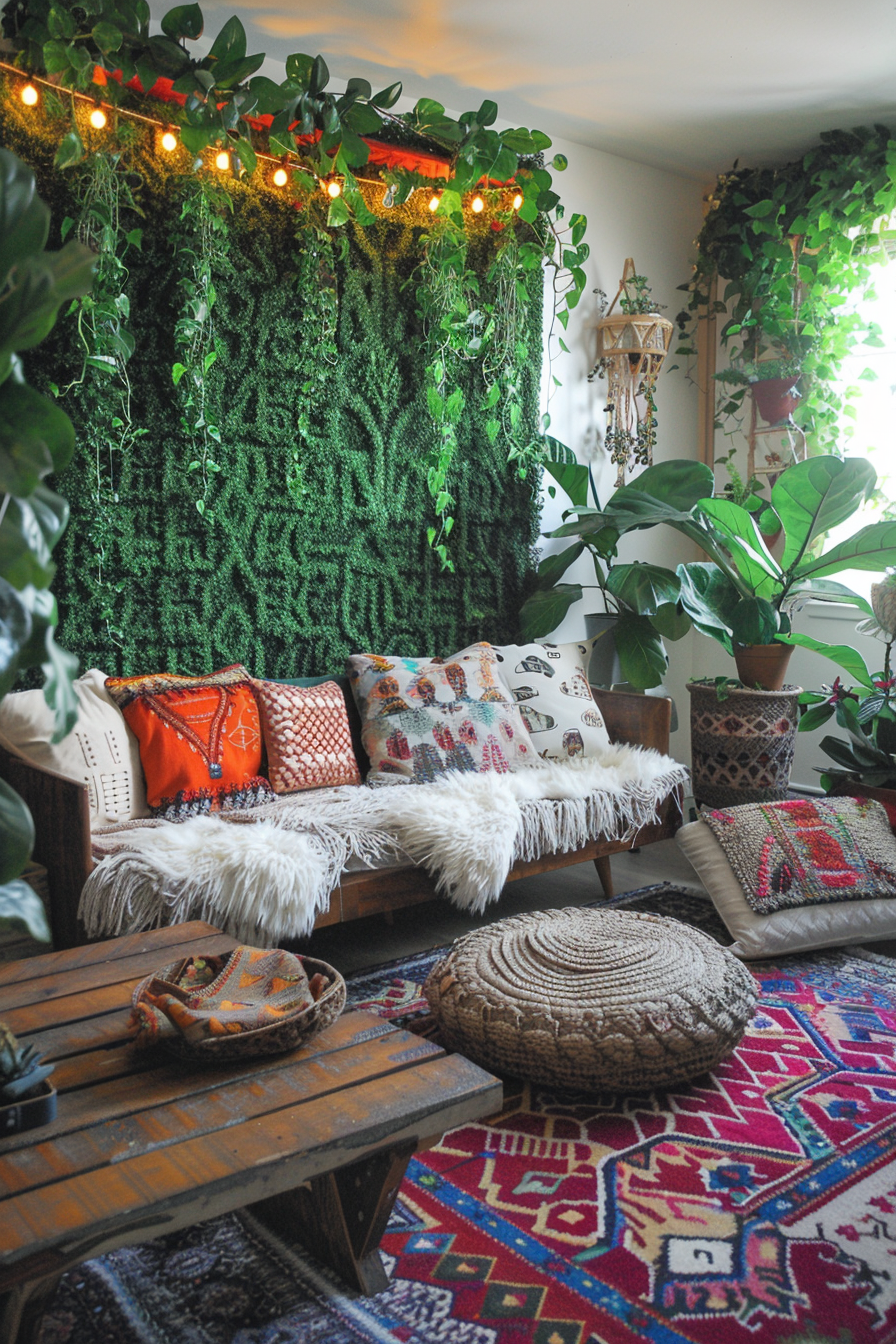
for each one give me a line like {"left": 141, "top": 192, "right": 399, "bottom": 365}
{"left": 251, "top": 679, "right": 361, "bottom": 793}
{"left": 346, "top": 642, "right": 534, "bottom": 783}
{"left": 105, "top": 664, "right": 272, "bottom": 818}
{"left": 701, "top": 795, "right": 896, "bottom": 914}
{"left": 491, "top": 637, "right": 611, "bottom": 760}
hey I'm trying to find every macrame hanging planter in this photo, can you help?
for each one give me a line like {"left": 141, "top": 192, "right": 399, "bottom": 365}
{"left": 589, "top": 258, "right": 673, "bottom": 486}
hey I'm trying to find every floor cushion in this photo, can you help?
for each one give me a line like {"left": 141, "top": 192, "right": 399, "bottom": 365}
{"left": 424, "top": 906, "right": 757, "bottom": 1091}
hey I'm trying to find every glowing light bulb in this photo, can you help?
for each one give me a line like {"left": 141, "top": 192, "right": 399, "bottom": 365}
{"left": 327, "top": 179, "right": 341, "bottom": 199}
{"left": 428, "top": 193, "right": 441, "bottom": 212}
{"left": 161, "top": 131, "right": 178, "bottom": 152}
{"left": 512, "top": 192, "right": 523, "bottom": 210}
{"left": 215, "top": 150, "right": 230, "bottom": 172}
{"left": 89, "top": 106, "right": 107, "bottom": 130}
{"left": 20, "top": 84, "right": 38, "bottom": 108}
{"left": 272, "top": 167, "right": 288, "bottom": 187}
{"left": 471, "top": 194, "right": 485, "bottom": 214}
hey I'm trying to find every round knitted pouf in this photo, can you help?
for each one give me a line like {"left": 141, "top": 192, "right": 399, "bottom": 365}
{"left": 424, "top": 907, "right": 757, "bottom": 1092}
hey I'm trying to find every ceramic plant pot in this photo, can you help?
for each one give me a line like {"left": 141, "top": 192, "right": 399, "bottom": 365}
{"left": 751, "top": 377, "right": 801, "bottom": 426}
{"left": 733, "top": 641, "right": 794, "bottom": 692}
{"left": 688, "top": 681, "right": 802, "bottom": 808}
{"left": 0, "top": 1080, "right": 56, "bottom": 1136}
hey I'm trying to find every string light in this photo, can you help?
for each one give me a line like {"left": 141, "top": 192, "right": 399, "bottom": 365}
{"left": 160, "top": 130, "right": 177, "bottom": 152}
{"left": 88, "top": 106, "right": 107, "bottom": 130}
{"left": 272, "top": 166, "right": 288, "bottom": 187}
{"left": 428, "top": 192, "right": 441, "bottom": 212}
{"left": 326, "top": 178, "right": 342, "bottom": 199}
{"left": 512, "top": 192, "right": 523, "bottom": 210}
{"left": 20, "top": 83, "right": 38, "bottom": 107}
{"left": 471, "top": 194, "right": 485, "bottom": 214}
{"left": 215, "top": 149, "right": 230, "bottom": 171}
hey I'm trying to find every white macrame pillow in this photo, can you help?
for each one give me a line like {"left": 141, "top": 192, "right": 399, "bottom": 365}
{"left": 492, "top": 637, "right": 611, "bottom": 761}
{"left": 0, "top": 668, "right": 148, "bottom": 827}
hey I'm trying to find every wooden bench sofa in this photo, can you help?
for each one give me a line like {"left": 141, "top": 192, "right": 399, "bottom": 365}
{"left": 0, "top": 688, "right": 681, "bottom": 951}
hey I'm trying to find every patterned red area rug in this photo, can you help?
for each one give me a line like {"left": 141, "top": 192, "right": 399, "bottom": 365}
{"left": 37, "top": 884, "right": 896, "bottom": 1344}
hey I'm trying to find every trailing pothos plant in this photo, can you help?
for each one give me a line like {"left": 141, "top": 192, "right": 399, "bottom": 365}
{"left": 59, "top": 132, "right": 144, "bottom": 637}
{"left": 1, "top": 0, "right": 589, "bottom": 557}
{"left": 678, "top": 124, "right": 896, "bottom": 453}
{"left": 0, "top": 147, "right": 94, "bottom": 939}
{"left": 520, "top": 458, "right": 710, "bottom": 689}
{"left": 170, "top": 173, "right": 232, "bottom": 522}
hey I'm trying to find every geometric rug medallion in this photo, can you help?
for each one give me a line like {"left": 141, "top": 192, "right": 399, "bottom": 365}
{"left": 36, "top": 885, "right": 896, "bottom": 1343}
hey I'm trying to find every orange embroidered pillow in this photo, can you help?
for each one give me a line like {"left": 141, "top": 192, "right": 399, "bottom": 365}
{"left": 251, "top": 680, "right": 361, "bottom": 793}
{"left": 105, "top": 665, "right": 272, "bottom": 818}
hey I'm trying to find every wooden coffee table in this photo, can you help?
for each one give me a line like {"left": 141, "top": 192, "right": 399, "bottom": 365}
{"left": 0, "top": 921, "right": 502, "bottom": 1343}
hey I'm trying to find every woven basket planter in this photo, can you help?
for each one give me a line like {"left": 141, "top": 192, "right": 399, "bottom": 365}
{"left": 688, "top": 680, "right": 802, "bottom": 808}
{"left": 425, "top": 907, "right": 756, "bottom": 1093}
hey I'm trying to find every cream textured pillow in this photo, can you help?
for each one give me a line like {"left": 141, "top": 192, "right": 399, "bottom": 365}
{"left": 677, "top": 817, "right": 896, "bottom": 960}
{"left": 0, "top": 668, "right": 147, "bottom": 826}
{"left": 492, "top": 637, "right": 611, "bottom": 760}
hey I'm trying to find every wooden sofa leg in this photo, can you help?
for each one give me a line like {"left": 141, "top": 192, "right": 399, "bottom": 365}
{"left": 594, "top": 855, "right": 614, "bottom": 900}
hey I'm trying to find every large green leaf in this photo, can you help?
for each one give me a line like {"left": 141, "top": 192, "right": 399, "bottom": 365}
{"left": 650, "top": 602, "right": 690, "bottom": 641}
{"left": 0, "top": 777, "right": 33, "bottom": 884}
{"left": 605, "top": 562, "right": 680, "bottom": 615}
{"left": 778, "top": 631, "right": 874, "bottom": 687}
{"left": 773, "top": 456, "right": 877, "bottom": 573}
{"left": 614, "top": 610, "right": 668, "bottom": 690}
{"left": 0, "top": 380, "right": 76, "bottom": 491}
{"left": 695, "top": 498, "right": 782, "bottom": 597}
{"left": 676, "top": 562, "right": 741, "bottom": 653}
{"left": 534, "top": 542, "right": 584, "bottom": 590}
{"left": 729, "top": 595, "right": 779, "bottom": 646}
{"left": 616, "top": 459, "right": 714, "bottom": 513}
{"left": 785, "top": 577, "right": 873, "bottom": 615}
{"left": 519, "top": 584, "right": 582, "bottom": 640}
{"left": 207, "top": 13, "right": 247, "bottom": 63}
{"left": 161, "top": 2, "right": 204, "bottom": 40}
{"left": 794, "top": 520, "right": 896, "bottom": 579}
{"left": 543, "top": 459, "right": 589, "bottom": 508}
{"left": 0, "top": 485, "right": 68, "bottom": 590}
{"left": 0, "top": 149, "right": 50, "bottom": 285}
{"left": 41, "top": 625, "right": 79, "bottom": 741}
{"left": 0, "top": 878, "right": 49, "bottom": 941}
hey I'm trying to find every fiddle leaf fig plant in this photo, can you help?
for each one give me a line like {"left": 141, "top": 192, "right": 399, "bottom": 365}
{"left": 521, "top": 458, "right": 711, "bottom": 689}
{"left": 0, "top": 148, "right": 94, "bottom": 940}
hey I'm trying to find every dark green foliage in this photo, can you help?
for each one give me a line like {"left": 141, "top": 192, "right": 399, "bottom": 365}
{"left": 3, "top": 98, "right": 541, "bottom": 679}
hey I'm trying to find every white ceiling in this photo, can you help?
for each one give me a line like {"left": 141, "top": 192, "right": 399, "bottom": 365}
{"left": 184, "top": 0, "right": 896, "bottom": 179}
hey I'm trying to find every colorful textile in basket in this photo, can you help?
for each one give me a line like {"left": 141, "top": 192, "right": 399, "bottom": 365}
{"left": 129, "top": 946, "right": 320, "bottom": 1046}
{"left": 703, "top": 795, "right": 896, "bottom": 914}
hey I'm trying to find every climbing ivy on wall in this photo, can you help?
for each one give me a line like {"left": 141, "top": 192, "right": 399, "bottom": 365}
{"left": 1, "top": 91, "right": 542, "bottom": 680}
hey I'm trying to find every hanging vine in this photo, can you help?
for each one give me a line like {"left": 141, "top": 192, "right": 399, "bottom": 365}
{"left": 289, "top": 221, "right": 340, "bottom": 506}
{"left": 170, "top": 174, "right": 232, "bottom": 522}
{"left": 58, "top": 114, "right": 143, "bottom": 645}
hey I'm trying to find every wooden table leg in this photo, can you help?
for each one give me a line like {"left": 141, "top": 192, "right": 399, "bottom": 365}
{"left": 249, "top": 1139, "right": 416, "bottom": 1295}
{"left": 0, "top": 1271, "right": 63, "bottom": 1344}
{"left": 594, "top": 854, "right": 614, "bottom": 898}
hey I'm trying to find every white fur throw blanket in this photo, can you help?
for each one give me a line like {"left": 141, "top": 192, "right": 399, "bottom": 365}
{"left": 80, "top": 747, "right": 688, "bottom": 944}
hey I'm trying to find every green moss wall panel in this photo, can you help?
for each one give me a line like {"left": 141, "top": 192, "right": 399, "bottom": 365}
{"left": 4, "top": 104, "right": 541, "bottom": 680}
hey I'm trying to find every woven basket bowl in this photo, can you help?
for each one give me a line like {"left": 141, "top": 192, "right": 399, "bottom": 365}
{"left": 425, "top": 908, "right": 757, "bottom": 1093}
{"left": 132, "top": 953, "right": 346, "bottom": 1062}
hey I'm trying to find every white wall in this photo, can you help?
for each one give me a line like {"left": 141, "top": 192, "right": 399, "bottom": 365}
{"left": 535, "top": 133, "right": 705, "bottom": 757}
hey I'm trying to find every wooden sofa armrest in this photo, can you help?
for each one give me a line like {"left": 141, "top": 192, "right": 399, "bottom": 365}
{"left": 0, "top": 744, "right": 93, "bottom": 950}
{"left": 591, "top": 688, "right": 672, "bottom": 756}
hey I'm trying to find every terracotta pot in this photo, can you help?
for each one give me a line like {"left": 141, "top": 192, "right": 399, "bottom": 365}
{"left": 688, "top": 681, "right": 802, "bottom": 808}
{"left": 734, "top": 642, "right": 794, "bottom": 691}
{"left": 751, "top": 377, "right": 801, "bottom": 426}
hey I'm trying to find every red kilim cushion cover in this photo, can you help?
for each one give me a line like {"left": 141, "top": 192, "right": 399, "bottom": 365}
{"left": 105, "top": 664, "right": 272, "bottom": 818}
{"left": 251, "top": 679, "right": 361, "bottom": 793}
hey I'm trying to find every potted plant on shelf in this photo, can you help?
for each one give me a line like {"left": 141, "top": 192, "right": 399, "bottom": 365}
{"left": 792, "top": 573, "right": 896, "bottom": 815}
{"left": 520, "top": 457, "right": 707, "bottom": 690}
{"left": 714, "top": 355, "right": 804, "bottom": 427}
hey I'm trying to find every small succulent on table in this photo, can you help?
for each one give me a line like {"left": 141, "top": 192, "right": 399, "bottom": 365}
{"left": 796, "top": 571, "right": 896, "bottom": 792}
{"left": 0, "top": 1021, "right": 54, "bottom": 1104}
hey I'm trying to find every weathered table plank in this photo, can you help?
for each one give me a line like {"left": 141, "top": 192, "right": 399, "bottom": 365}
{"left": 0, "top": 922, "right": 502, "bottom": 1344}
